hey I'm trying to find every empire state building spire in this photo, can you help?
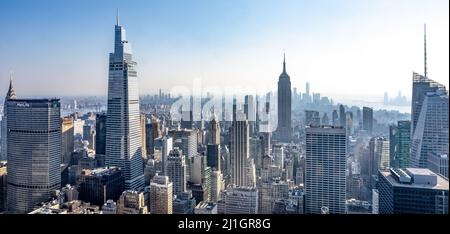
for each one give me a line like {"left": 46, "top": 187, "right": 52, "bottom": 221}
{"left": 276, "top": 52, "right": 292, "bottom": 142}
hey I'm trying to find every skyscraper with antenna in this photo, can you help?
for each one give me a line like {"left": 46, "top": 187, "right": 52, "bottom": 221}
{"left": 276, "top": 53, "right": 292, "bottom": 142}
{"left": 410, "top": 24, "right": 448, "bottom": 168}
{"left": 105, "top": 10, "right": 145, "bottom": 191}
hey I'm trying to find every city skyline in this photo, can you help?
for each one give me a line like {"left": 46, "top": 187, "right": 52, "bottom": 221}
{"left": 0, "top": 0, "right": 448, "bottom": 217}
{"left": 0, "top": 0, "right": 448, "bottom": 99}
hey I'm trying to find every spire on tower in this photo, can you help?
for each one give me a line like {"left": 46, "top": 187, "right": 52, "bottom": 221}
{"left": 282, "top": 51, "right": 286, "bottom": 74}
{"left": 6, "top": 71, "right": 17, "bottom": 100}
{"left": 424, "top": 24, "right": 427, "bottom": 78}
{"left": 116, "top": 8, "right": 120, "bottom": 26}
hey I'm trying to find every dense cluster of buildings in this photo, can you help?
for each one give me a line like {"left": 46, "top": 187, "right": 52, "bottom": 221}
{"left": 0, "top": 16, "right": 447, "bottom": 215}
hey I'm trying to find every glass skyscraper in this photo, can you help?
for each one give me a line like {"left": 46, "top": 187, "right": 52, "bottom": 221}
{"left": 105, "top": 12, "right": 145, "bottom": 191}
{"left": 389, "top": 120, "right": 411, "bottom": 169}
{"left": 410, "top": 89, "right": 449, "bottom": 168}
{"left": 6, "top": 99, "right": 61, "bottom": 214}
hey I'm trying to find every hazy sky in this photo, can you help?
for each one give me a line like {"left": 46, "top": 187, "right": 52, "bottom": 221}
{"left": 0, "top": 0, "right": 448, "bottom": 99}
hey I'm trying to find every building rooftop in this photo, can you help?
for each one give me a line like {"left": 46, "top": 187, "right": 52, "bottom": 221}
{"left": 381, "top": 168, "right": 448, "bottom": 190}
{"left": 8, "top": 98, "right": 60, "bottom": 103}
{"left": 82, "top": 166, "right": 120, "bottom": 177}
{"left": 195, "top": 201, "right": 217, "bottom": 211}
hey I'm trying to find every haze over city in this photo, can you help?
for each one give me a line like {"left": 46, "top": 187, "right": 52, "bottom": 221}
{"left": 0, "top": 0, "right": 449, "bottom": 103}
{"left": 0, "top": 0, "right": 448, "bottom": 219}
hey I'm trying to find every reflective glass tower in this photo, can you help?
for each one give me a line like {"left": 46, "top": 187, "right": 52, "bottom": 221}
{"left": 105, "top": 11, "right": 145, "bottom": 191}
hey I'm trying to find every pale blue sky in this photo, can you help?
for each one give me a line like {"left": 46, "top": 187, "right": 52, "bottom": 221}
{"left": 0, "top": 0, "right": 448, "bottom": 98}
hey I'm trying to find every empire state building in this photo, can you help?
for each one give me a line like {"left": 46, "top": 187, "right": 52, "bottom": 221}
{"left": 105, "top": 11, "right": 145, "bottom": 191}
{"left": 276, "top": 54, "right": 292, "bottom": 142}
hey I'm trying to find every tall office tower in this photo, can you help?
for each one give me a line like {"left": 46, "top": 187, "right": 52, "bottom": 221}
{"left": 244, "top": 95, "right": 256, "bottom": 135}
{"left": 411, "top": 26, "right": 446, "bottom": 134}
{"left": 356, "top": 108, "right": 362, "bottom": 129}
{"left": 305, "top": 82, "right": 310, "bottom": 102}
{"left": 0, "top": 163, "right": 6, "bottom": 212}
{"left": 338, "top": 104, "right": 345, "bottom": 127}
{"left": 168, "top": 129, "right": 197, "bottom": 181}
{"left": 389, "top": 121, "right": 411, "bottom": 168}
{"left": 190, "top": 155, "right": 212, "bottom": 203}
{"left": 378, "top": 168, "right": 448, "bottom": 214}
{"left": 293, "top": 87, "right": 298, "bottom": 102}
{"left": 305, "top": 126, "right": 346, "bottom": 214}
{"left": 321, "top": 113, "right": 330, "bottom": 125}
{"left": 211, "top": 170, "right": 224, "bottom": 202}
{"left": 272, "top": 144, "right": 284, "bottom": 169}
{"left": 77, "top": 167, "right": 124, "bottom": 207}
{"left": 230, "top": 112, "right": 250, "bottom": 187}
{"left": 332, "top": 110, "right": 339, "bottom": 126}
{"left": 158, "top": 136, "right": 173, "bottom": 175}
{"left": 82, "top": 124, "right": 93, "bottom": 142}
{"left": 150, "top": 175, "right": 173, "bottom": 214}
{"left": 208, "top": 118, "right": 220, "bottom": 145}
{"left": 368, "top": 138, "right": 377, "bottom": 187}
{"left": 427, "top": 153, "right": 448, "bottom": 179}
{"left": 61, "top": 116, "right": 74, "bottom": 164}
{"left": 362, "top": 107, "right": 373, "bottom": 134}
{"left": 222, "top": 185, "right": 258, "bottom": 214}
{"left": 370, "top": 137, "right": 390, "bottom": 172}
{"left": 167, "top": 148, "right": 187, "bottom": 197}
{"left": 207, "top": 144, "right": 220, "bottom": 170}
{"left": 95, "top": 113, "right": 107, "bottom": 155}
{"left": 6, "top": 99, "right": 61, "bottom": 214}
{"left": 181, "top": 110, "right": 193, "bottom": 129}
{"left": 140, "top": 113, "right": 147, "bottom": 160}
{"left": 105, "top": 12, "right": 145, "bottom": 191}
{"left": 285, "top": 158, "right": 294, "bottom": 181}
{"left": 411, "top": 73, "right": 447, "bottom": 135}
{"left": 144, "top": 159, "right": 157, "bottom": 184}
{"left": 345, "top": 111, "right": 354, "bottom": 136}
{"left": 146, "top": 117, "right": 162, "bottom": 155}
{"left": 410, "top": 90, "right": 448, "bottom": 168}
{"left": 383, "top": 92, "right": 389, "bottom": 105}
{"left": 168, "top": 129, "right": 197, "bottom": 159}
{"left": 250, "top": 136, "right": 263, "bottom": 171}
{"left": 1, "top": 78, "right": 16, "bottom": 161}
{"left": 116, "top": 190, "right": 148, "bottom": 214}
{"left": 276, "top": 54, "right": 292, "bottom": 142}
{"left": 304, "top": 110, "right": 320, "bottom": 126}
